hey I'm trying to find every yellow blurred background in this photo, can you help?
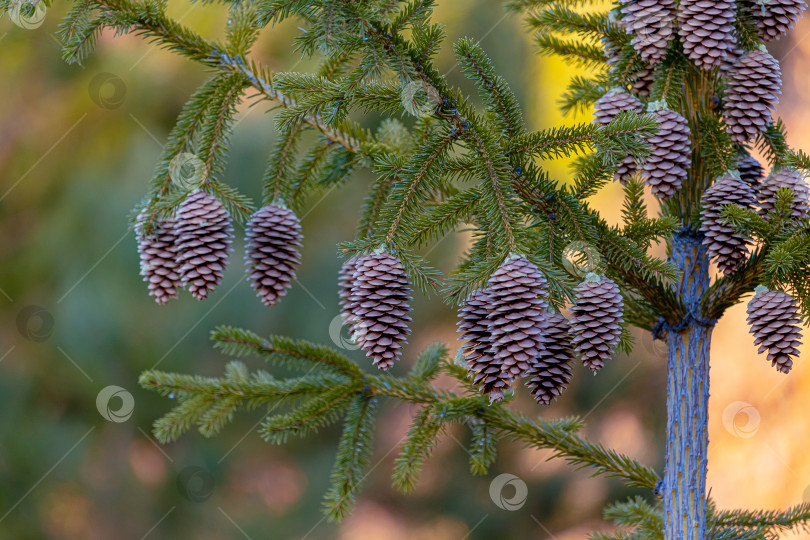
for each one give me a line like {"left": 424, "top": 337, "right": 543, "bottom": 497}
{"left": 1, "top": 0, "right": 809, "bottom": 538}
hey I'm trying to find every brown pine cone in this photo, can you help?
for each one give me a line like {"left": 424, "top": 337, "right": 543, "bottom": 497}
{"left": 350, "top": 251, "right": 413, "bottom": 370}
{"left": 525, "top": 310, "right": 575, "bottom": 406}
{"left": 136, "top": 209, "right": 180, "bottom": 305}
{"left": 678, "top": 0, "right": 737, "bottom": 70}
{"left": 741, "top": 0, "right": 807, "bottom": 41}
{"left": 593, "top": 89, "right": 645, "bottom": 182}
{"left": 737, "top": 152, "right": 764, "bottom": 191}
{"left": 338, "top": 256, "right": 358, "bottom": 326}
{"left": 486, "top": 255, "right": 549, "bottom": 383}
{"left": 758, "top": 167, "right": 810, "bottom": 219}
{"left": 700, "top": 171, "right": 756, "bottom": 275}
{"left": 244, "top": 204, "right": 303, "bottom": 308}
{"left": 458, "top": 289, "right": 510, "bottom": 403}
{"left": 724, "top": 48, "right": 782, "bottom": 144}
{"left": 569, "top": 273, "right": 624, "bottom": 373}
{"left": 746, "top": 287, "right": 803, "bottom": 373}
{"left": 643, "top": 103, "right": 692, "bottom": 199}
{"left": 175, "top": 191, "right": 233, "bottom": 300}
{"left": 620, "top": 0, "right": 676, "bottom": 66}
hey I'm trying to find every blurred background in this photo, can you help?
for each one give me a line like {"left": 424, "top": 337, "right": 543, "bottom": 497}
{"left": 1, "top": 1, "right": 810, "bottom": 538}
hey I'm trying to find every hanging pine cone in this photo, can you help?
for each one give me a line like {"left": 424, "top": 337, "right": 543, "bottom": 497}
{"left": 741, "top": 0, "right": 807, "bottom": 41}
{"left": 678, "top": 0, "right": 737, "bottom": 70}
{"left": 724, "top": 48, "right": 782, "bottom": 144}
{"left": 458, "top": 289, "right": 511, "bottom": 403}
{"left": 244, "top": 204, "right": 303, "bottom": 308}
{"left": 338, "top": 256, "right": 358, "bottom": 325}
{"left": 136, "top": 209, "right": 180, "bottom": 305}
{"left": 643, "top": 102, "right": 692, "bottom": 199}
{"left": 758, "top": 167, "right": 810, "bottom": 219}
{"left": 700, "top": 171, "right": 756, "bottom": 275}
{"left": 746, "top": 286, "right": 803, "bottom": 373}
{"left": 593, "top": 89, "right": 645, "bottom": 182}
{"left": 569, "top": 273, "right": 624, "bottom": 373}
{"left": 486, "top": 255, "right": 548, "bottom": 384}
{"left": 526, "top": 310, "right": 575, "bottom": 406}
{"left": 350, "top": 251, "right": 413, "bottom": 370}
{"left": 620, "top": 0, "right": 676, "bottom": 66}
{"left": 631, "top": 68, "right": 655, "bottom": 98}
{"left": 737, "top": 152, "right": 764, "bottom": 191}
{"left": 175, "top": 190, "right": 233, "bottom": 300}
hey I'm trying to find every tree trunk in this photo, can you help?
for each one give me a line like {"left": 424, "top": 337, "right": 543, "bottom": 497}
{"left": 664, "top": 230, "right": 714, "bottom": 540}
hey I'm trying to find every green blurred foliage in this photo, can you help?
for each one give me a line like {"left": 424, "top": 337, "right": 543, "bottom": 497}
{"left": 0, "top": 1, "right": 666, "bottom": 538}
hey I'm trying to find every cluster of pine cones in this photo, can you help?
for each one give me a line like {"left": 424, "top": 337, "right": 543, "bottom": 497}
{"left": 457, "top": 257, "right": 625, "bottom": 404}
{"left": 699, "top": 161, "right": 810, "bottom": 277}
{"left": 137, "top": 190, "right": 302, "bottom": 306}
{"left": 696, "top": 160, "right": 808, "bottom": 374}
{"left": 597, "top": 0, "right": 803, "bottom": 194}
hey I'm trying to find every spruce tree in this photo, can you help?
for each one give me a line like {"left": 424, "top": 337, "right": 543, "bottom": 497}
{"left": 44, "top": 0, "right": 810, "bottom": 536}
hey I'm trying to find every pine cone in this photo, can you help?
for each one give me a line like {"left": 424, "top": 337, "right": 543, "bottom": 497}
{"left": 569, "top": 274, "right": 624, "bottom": 373}
{"left": 486, "top": 255, "right": 549, "bottom": 383}
{"left": 758, "top": 167, "right": 810, "bottom": 219}
{"left": 175, "top": 191, "right": 233, "bottom": 300}
{"left": 724, "top": 48, "right": 782, "bottom": 144}
{"left": 737, "top": 152, "right": 764, "bottom": 191}
{"left": 746, "top": 287, "right": 803, "bottom": 373}
{"left": 678, "top": 0, "right": 737, "bottom": 70}
{"left": 643, "top": 104, "right": 692, "bottom": 199}
{"left": 350, "top": 251, "right": 413, "bottom": 370}
{"left": 631, "top": 67, "right": 655, "bottom": 98}
{"left": 741, "top": 0, "right": 807, "bottom": 41}
{"left": 602, "top": 36, "right": 622, "bottom": 67}
{"left": 458, "top": 289, "right": 510, "bottom": 403}
{"left": 338, "top": 256, "right": 358, "bottom": 326}
{"left": 526, "top": 310, "right": 575, "bottom": 406}
{"left": 136, "top": 210, "right": 180, "bottom": 305}
{"left": 244, "top": 204, "right": 303, "bottom": 308}
{"left": 593, "top": 89, "right": 645, "bottom": 182}
{"left": 700, "top": 171, "right": 756, "bottom": 275}
{"left": 620, "top": 0, "right": 676, "bottom": 66}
